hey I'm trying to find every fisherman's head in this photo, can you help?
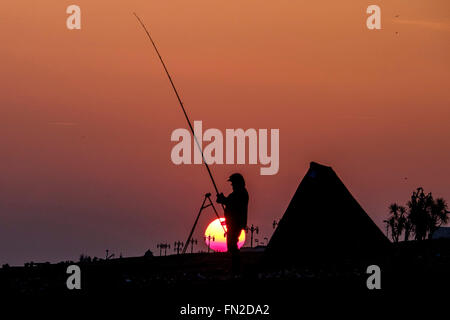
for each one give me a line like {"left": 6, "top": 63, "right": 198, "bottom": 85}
{"left": 228, "top": 173, "right": 245, "bottom": 191}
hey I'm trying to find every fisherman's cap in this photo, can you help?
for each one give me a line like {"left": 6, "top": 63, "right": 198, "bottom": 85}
{"left": 228, "top": 173, "right": 245, "bottom": 185}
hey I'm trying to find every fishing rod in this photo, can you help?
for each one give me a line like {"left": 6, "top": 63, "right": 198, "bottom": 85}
{"left": 134, "top": 13, "right": 227, "bottom": 232}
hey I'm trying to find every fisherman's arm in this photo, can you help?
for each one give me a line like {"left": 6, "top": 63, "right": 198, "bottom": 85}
{"left": 216, "top": 193, "right": 228, "bottom": 205}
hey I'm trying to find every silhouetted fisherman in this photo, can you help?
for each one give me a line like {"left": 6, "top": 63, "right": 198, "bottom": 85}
{"left": 216, "top": 173, "right": 249, "bottom": 274}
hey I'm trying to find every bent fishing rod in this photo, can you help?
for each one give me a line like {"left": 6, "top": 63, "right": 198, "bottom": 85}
{"left": 133, "top": 13, "right": 226, "bottom": 227}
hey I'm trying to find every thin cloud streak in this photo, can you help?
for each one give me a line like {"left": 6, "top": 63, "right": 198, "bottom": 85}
{"left": 394, "top": 19, "right": 450, "bottom": 31}
{"left": 48, "top": 121, "right": 79, "bottom": 127}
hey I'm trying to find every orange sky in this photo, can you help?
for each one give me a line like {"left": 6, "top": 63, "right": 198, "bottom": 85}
{"left": 0, "top": 1, "right": 449, "bottom": 265}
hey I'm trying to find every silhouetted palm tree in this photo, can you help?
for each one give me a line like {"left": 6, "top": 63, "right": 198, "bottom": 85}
{"left": 407, "top": 188, "right": 432, "bottom": 240}
{"left": 385, "top": 188, "right": 449, "bottom": 241}
{"left": 428, "top": 198, "right": 449, "bottom": 239}
{"left": 384, "top": 203, "right": 407, "bottom": 242}
{"left": 402, "top": 213, "right": 413, "bottom": 241}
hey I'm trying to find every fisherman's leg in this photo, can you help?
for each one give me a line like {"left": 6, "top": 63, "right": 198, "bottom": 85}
{"left": 227, "top": 228, "right": 239, "bottom": 253}
{"left": 229, "top": 229, "right": 241, "bottom": 274}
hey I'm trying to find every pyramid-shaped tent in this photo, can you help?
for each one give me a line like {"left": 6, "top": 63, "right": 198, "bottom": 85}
{"left": 266, "top": 162, "right": 389, "bottom": 262}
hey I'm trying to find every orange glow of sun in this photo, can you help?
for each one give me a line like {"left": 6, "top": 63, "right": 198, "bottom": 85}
{"left": 204, "top": 218, "right": 246, "bottom": 252}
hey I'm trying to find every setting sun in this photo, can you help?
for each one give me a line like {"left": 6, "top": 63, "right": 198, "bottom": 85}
{"left": 204, "top": 218, "right": 246, "bottom": 252}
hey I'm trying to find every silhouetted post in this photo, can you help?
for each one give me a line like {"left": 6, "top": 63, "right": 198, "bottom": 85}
{"left": 204, "top": 235, "right": 215, "bottom": 253}
{"left": 188, "top": 238, "right": 198, "bottom": 253}
{"left": 272, "top": 220, "right": 279, "bottom": 229}
{"left": 174, "top": 241, "right": 184, "bottom": 255}
{"left": 157, "top": 243, "right": 171, "bottom": 256}
{"left": 157, "top": 244, "right": 162, "bottom": 256}
{"left": 245, "top": 224, "right": 259, "bottom": 248}
{"left": 164, "top": 244, "right": 170, "bottom": 256}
